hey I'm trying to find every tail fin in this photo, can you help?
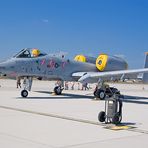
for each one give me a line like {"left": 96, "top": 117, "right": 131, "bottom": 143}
{"left": 142, "top": 52, "right": 148, "bottom": 83}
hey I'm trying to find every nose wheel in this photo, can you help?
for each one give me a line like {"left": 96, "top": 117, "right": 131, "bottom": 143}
{"left": 21, "top": 90, "right": 28, "bottom": 98}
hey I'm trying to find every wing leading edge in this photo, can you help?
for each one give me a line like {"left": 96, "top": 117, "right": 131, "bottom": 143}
{"left": 72, "top": 68, "right": 148, "bottom": 83}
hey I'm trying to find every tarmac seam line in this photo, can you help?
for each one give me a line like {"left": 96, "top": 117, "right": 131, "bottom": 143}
{"left": 0, "top": 132, "right": 56, "bottom": 148}
{"left": 0, "top": 105, "right": 102, "bottom": 126}
{"left": 1, "top": 105, "right": 148, "bottom": 135}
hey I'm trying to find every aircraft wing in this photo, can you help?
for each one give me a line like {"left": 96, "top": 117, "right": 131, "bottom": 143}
{"left": 72, "top": 68, "right": 148, "bottom": 83}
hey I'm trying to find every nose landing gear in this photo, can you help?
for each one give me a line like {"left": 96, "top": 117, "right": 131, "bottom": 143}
{"left": 21, "top": 77, "right": 33, "bottom": 98}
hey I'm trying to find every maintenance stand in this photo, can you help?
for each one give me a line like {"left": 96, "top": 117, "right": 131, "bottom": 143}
{"left": 98, "top": 94, "right": 123, "bottom": 125}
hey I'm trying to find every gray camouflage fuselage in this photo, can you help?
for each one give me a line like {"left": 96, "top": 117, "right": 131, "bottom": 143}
{"left": 0, "top": 48, "right": 129, "bottom": 83}
{"left": 0, "top": 53, "right": 97, "bottom": 81}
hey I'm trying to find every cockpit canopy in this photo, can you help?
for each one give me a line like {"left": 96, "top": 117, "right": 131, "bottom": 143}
{"left": 13, "top": 48, "right": 47, "bottom": 58}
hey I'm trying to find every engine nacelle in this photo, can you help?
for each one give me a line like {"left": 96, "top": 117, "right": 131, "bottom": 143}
{"left": 96, "top": 54, "right": 128, "bottom": 71}
{"left": 74, "top": 55, "right": 96, "bottom": 64}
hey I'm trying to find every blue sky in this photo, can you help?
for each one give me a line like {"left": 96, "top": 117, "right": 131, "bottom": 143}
{"left": 0, "top": 0, "right": 148, "bottom": 68}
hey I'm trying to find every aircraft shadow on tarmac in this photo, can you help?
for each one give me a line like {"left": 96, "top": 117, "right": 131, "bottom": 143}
{"left": 18, "top": 91, "right": 94, "bottom": 100}
{"left": 17, "top": 91, "right": 148, "bottom": 105}
{"left": 119, "top": 122, "right": 137, "bottom": 126}
{"left": 123, "top": 95, "right": 148, "bottom": 105}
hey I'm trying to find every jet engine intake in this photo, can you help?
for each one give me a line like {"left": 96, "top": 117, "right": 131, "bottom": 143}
{"left": 96, "top": 54, "right": 128, "bottom": 71}
{"left": 74, "top": 55, "right": 96, "bottom": 64}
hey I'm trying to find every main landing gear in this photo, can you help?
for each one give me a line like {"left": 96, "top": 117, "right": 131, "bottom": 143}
{"left": 53, "top": 80, "right": 64, "bottom": 95}
{"left": 54, "top": 86, "right": 64, "bottom": 95}
{"left": 94, "top": 82, "right": 120, "bottom": 100}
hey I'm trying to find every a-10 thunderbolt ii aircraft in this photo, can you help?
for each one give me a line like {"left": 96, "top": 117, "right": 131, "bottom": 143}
{"left": 0, "top": 48, "right": 148, "bottom": 99}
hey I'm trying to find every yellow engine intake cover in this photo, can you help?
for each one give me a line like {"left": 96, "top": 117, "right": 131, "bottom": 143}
{"left": 96, "top": 54, "right": 108, "bottom": 71}
{"left": 74, "top": 55, "right": 86, "bottom": 62}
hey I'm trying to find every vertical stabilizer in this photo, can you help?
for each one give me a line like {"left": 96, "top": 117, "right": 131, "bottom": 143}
{"left": 143, "top": 52, "right": 148, "bottom": 83}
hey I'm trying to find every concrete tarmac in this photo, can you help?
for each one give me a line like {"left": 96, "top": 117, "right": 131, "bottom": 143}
{"left": 0, "top": 79, "right": 148, "bottom": 148}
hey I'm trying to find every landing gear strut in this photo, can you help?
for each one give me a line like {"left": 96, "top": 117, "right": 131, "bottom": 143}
{"left": 94, "top": 81, "right": 120, "bottom": 100}
{"left": 21, "top": 77, "right": 33, "bottom": 98}
{"left": 54, "top": 80, "right": 64, "bottom": 95}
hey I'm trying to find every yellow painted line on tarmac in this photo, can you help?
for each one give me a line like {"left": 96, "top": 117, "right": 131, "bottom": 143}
{"left": 51, "top": 92, "right": 56, "bottom": 96}
{"left": 105, "top": 125, "right": 134, "bottom": 131}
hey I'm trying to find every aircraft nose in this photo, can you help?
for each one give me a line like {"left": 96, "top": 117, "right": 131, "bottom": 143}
{"left": 0, "top": 65, "right": 6, "bottom": 71}
{"left": 0, "top": 63, "right": 6, "bottom": 73}
{"left": 0, "top": 60, "right": 15, "bottom": 75}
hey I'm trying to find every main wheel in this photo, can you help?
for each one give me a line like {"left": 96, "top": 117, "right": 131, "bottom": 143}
{"left": 21, "top": 90, "right": 28, "bottom": 98}
{"left": 94, "top": 89, "right": 106, "bottom": 100}
{"left": 98, "top": 111, "right": 106, "bottom": 122}
{"left": 54, "top": 86, "right": 62, "bottom": 95}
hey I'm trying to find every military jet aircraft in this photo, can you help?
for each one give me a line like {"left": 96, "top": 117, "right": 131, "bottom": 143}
{"left": 0, "top": 48, "right": 148, "bottom": 99}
